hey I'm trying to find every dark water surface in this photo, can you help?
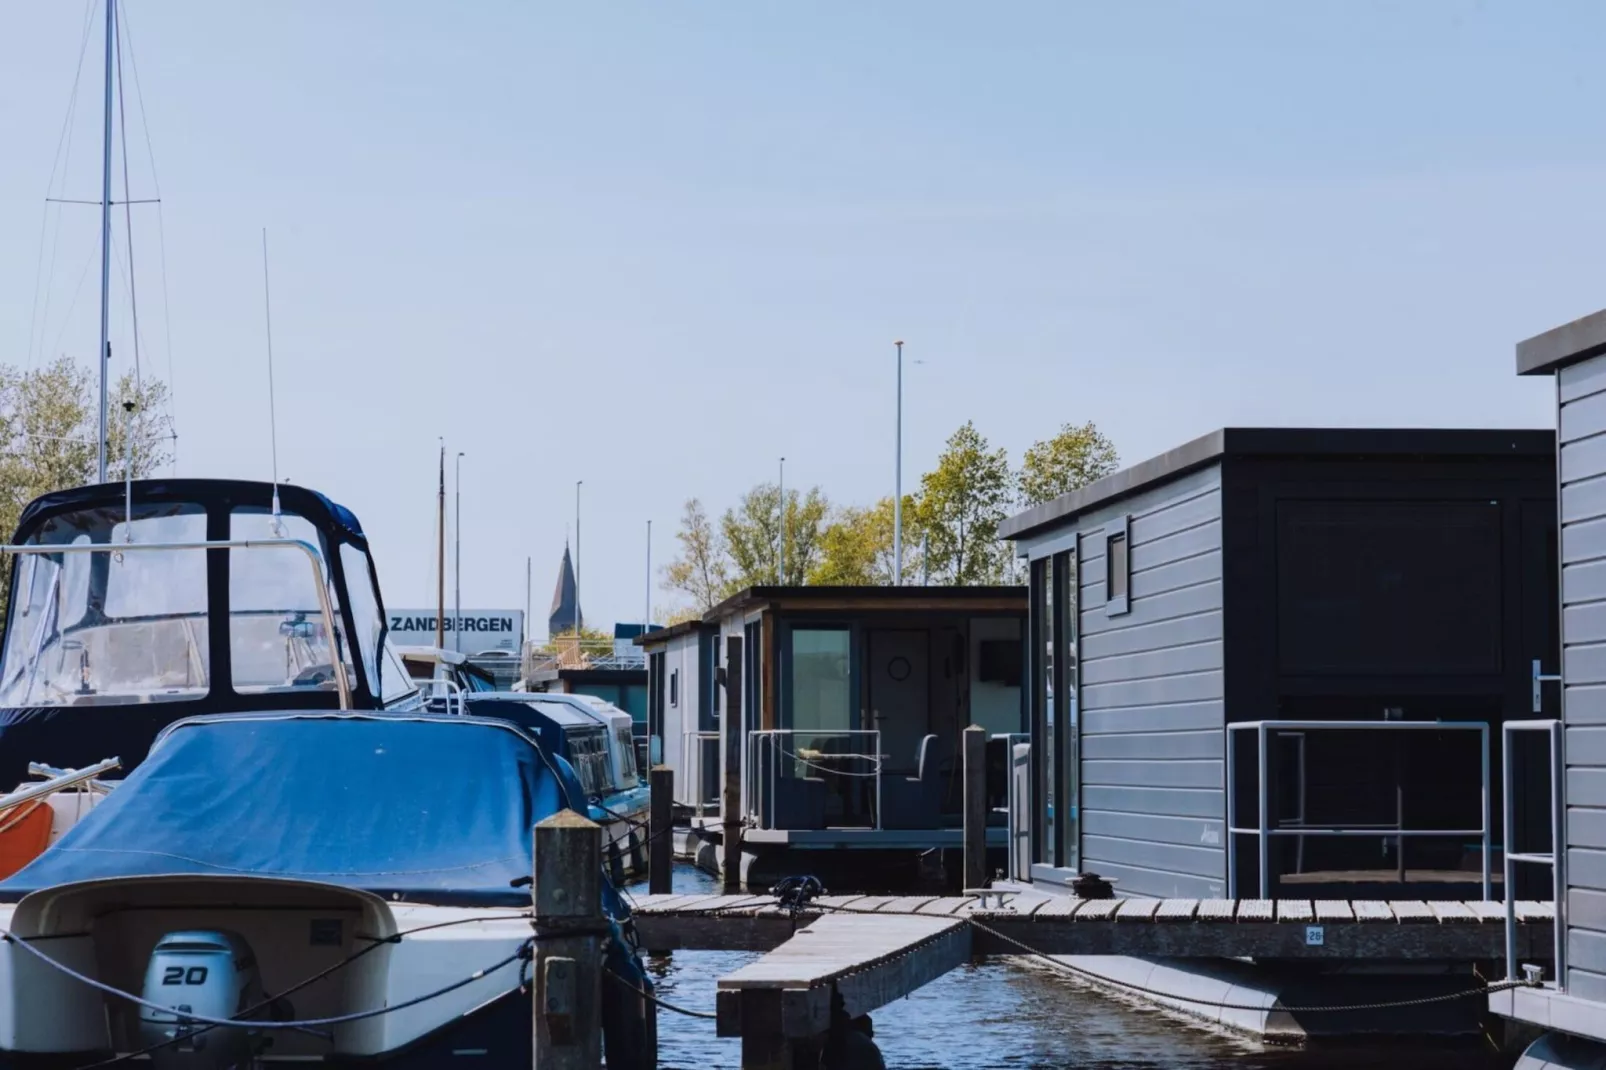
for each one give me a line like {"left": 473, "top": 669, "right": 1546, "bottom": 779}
{"left": 630, "top": 868, "right": 1513, "bottom": 1070}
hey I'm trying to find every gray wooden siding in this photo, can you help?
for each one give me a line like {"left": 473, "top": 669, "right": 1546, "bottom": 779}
{"left": 1558, "top": 357, "right": 1606, "bottom": 998}
{"left": 1074, "top": 464, "right": 1226, "bottom": 898}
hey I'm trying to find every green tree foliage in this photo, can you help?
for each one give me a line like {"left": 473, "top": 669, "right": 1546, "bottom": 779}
{"left": 916, "top": 421, "right": 1014, "bottom": 585}
{"left": 666, "top": 418, "right": 1121, "bottom": 594}
{"left": 722, "top": 482, "right": 829, "bottom": 587}
{"left": 653, "top": 603, "right": 704, "bottom": 627}
{"left": 1019, "top": 420, "right": 1119, "bottom": 507}
{"left": 809, "top": 496, "right": 924, "bottom": 586}
{"left": 662, "top": 498, "right": 734, "bottom": 613}
{"left": 0, "top": 358, "right": 173, "bottom": 607}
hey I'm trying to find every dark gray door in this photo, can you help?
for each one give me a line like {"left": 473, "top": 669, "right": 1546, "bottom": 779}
{"left": 868, "top": 629, "right": 930, "bottom": 774}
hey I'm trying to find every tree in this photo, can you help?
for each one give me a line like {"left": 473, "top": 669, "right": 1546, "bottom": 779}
{"left": 916, "top": 421, "right": 1014, "bottom": 585}
{"left": 1019, "top": 420, "right": 1119, "bottom": 507}
{"left": 809, "top": 495, "right": 924, "bottom": 586}
{"left": 662, "top": 498, "right": 733, "bottom": 613}
{"left": 653, "top": 604, "right": 703, "bottom": 627}
{"left": 0, "top": 358, "right": 173, "bottom": 607}
{"left": 721, "top": 482, "right": 829, "bottom": 587}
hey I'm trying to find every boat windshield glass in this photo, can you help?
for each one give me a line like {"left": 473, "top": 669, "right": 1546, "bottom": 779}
{"left": 0, "top": 504, "right": 209, "bottom": 707}
{"left": 230, "top": 508, "right": 350, "bottom": 696}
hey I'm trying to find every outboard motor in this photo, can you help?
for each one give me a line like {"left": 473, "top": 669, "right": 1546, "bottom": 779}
{"left": 137, "top": 930, "right": 266, "bottom": 1069}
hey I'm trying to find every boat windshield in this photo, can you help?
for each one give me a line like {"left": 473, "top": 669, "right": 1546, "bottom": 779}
{"left": 0, "top": 502, "right": 372, "bottom": 707}
{"left": 0, "top": 504, "right": 210, "bottom": 707}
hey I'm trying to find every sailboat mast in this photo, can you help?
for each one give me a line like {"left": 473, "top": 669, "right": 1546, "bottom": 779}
{"left": 96, "top": 0, "right": 116, "bottom": 484}
{"left": 436, "top": 441, "right": 446, "bottom": 649}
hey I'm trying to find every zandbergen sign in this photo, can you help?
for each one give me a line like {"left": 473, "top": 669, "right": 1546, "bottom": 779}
{"left": 386, "top": 609, "right": 525, "bottom": 655}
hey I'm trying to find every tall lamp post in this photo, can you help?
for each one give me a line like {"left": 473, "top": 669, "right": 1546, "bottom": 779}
{"left": 778, "top": 456, "right": 786, "bottom": 584}
{"left": 574, "top": 480, "right": 583, "bottom": 634}
{"left": 894, "top": 340, "right": 904, "bottom": 586}
{"left": 454, "top": 451, "right": 464, "bottom": 652}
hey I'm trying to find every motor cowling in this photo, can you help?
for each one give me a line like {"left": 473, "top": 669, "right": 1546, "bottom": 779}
{"left": 137, "top": 930, "right": 265, "bottom": 1069}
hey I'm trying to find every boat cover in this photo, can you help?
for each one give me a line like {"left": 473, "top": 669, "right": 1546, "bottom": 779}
{"left": 0, "top": 712, "right": 591, "bottom": 908}
{"left": 14, "top": 479, "right": 368, "bottom": 549}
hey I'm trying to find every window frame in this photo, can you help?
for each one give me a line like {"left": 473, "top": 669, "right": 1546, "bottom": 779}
{"left": 1104, "top": 515, "right": 1131, "bottom": 617}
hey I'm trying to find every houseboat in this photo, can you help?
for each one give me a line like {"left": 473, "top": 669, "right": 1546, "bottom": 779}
{"left": 640, "top": 585, "right": 1027, "bottom": 890}
{"left": 1487, "top": 310, "right": 1606, "bottom": 1070}
{"left": 996, "top": 426, "right": 1560, "bottom": 1040}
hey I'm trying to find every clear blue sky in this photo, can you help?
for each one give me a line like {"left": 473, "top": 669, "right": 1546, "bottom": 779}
{"left": 3, "top": 2, "right": 1603, "bottom": 633}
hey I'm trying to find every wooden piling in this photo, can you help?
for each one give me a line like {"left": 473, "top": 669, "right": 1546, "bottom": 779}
{"left": 722, "top": 637, "right": 744, "bottom": 892}
{"left": 962, "top": 724, "right": 987, "bottom": 893}
{"left": 650, "top": 765, "right": 674, "bottom": 895}
{"left": 533, "top": 809, "right": 603, "bottom": 1069}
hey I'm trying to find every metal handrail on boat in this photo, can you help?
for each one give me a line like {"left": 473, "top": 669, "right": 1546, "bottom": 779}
{"left": 420, "top": 677, "right": 466, "bottom": 716}
{"left": 1501, "top": 718, "right": 1565, "bottom": 986}
{"left": 0, "top": 757, "right": 122, "bottom": 814}
{"left": 1225, "top": 719, "right": 1492, "bottom": 900}
{"left": 0, "top": 538, "right": 352, "bottom": 710}
{"left": 27, "top": 761, "right": 116, "bottom": 795}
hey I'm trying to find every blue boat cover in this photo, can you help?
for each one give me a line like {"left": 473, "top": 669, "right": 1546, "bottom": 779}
{"left": 0, "top": 712, "right": 587, "bottom": 908}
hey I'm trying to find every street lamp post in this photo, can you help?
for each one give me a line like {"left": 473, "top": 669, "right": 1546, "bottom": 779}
{"left": 575, "top": 481, "right": 583, "bottom": 634}
{"left": 894, "top": 340, "right": 904, "bottom": 586}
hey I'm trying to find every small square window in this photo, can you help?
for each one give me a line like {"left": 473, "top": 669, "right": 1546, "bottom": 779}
{"left": 1105, "top": 518, "right": 1131, "bottom": 616}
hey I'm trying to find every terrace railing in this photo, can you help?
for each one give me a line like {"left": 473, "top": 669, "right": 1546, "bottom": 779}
{"left": 1226, "top": 719, "right": 1492, "bottom": 901}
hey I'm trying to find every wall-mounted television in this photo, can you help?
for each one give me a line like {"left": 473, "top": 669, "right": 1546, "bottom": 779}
{"left": 977, "top": 638, "right": 1023, "bottom": 687}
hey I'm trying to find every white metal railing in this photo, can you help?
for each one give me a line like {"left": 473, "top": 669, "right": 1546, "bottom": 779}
{"left": 1226, "top": 720, "right": 1491, "bottom": 900}
{"left": 0, "top": 757, "right": 122, "bottom": 816}
{"left": 1502, "top": 718, "right": 1565, "bottom": 986}
{"left": 681, "top": 730, "right": 721, "bottom": 818}
{"left": 420, "top": 677, "right": 466, "bottom": 716}
{"left": 744, "top": 729, "right": 882, "bottom": 831}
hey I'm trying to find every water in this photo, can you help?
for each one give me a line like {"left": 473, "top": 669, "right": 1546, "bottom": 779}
{"left": 629, "top": 867, "right": 1515, "bottom": 1070}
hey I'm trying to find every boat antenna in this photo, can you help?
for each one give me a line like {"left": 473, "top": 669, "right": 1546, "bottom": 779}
{"left": 260, "top": 227, "right": 282, "bottom": 532}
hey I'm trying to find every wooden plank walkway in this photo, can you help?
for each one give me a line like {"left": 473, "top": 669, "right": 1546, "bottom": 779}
{"left": 714, "top": 913, "right": 971, "bottom": 1041}
{"left": 630, "top": 893, "right": 1555, "bottom": 961}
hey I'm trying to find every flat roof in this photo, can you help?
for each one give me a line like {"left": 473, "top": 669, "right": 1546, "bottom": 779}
{"left": 1516, "top": 307, "right": 1606, "bottom": 376}
{"left": 639, "top": 586, "right": 1027, "bottom": 644}
{"left": 998, "top": 427, "right": 1555, "bottom": 542}
{"left": 636, "top": 619, "right": 711, "bottom": 648}
{"left": 708, "top": 585, "right": 1025, "bottom": 619}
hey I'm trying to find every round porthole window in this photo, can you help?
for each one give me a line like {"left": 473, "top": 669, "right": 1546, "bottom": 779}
{"left": 887, "top": 656, "right": 912, "bottom": 682}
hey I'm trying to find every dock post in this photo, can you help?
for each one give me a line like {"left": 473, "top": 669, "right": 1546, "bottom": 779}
{"left": 963, "top": 724, "right": 987, "bottom": 893}
{"left": 532, "top": 810, "right": 603, "bottom": 1068}
{"left": 722, "top": 636, "right": 744, "bottom": 892}
{"left": 650, "top": 765, "right": 674, "bottom": 895}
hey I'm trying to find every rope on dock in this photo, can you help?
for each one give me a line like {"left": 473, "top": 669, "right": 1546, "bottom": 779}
{"left": 606, "top": 966, "right": 719, "bottom": 1020}
{"left": 958, "top": 914, "right": 1539, "bottom": 1014}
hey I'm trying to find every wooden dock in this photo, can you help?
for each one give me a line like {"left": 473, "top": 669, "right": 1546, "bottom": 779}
{"left": 630, "top": 892, "right": 1555, "bottom": 1068}
{"left": 631, "top": 891, "right": 1555, "bottom": 959}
